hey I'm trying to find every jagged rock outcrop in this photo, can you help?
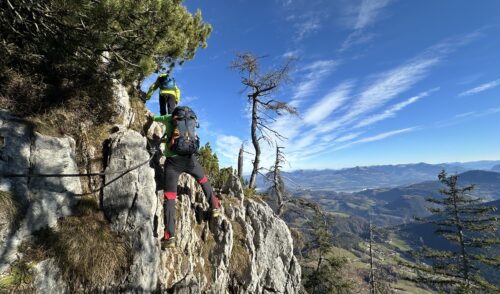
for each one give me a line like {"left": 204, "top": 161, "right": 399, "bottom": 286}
{"left": 0, "top": 93, "right": 301, "bottom": 293}
{"left": 112, "top": 79, "right": 135, "bottom": 127}
{"left": 101, "top": 129, "right": 301, "bottom": 293}
{"left": 0, "top": 111, "right": 81, "bottom": 273}
{"left": 102, "top": 128, "right": 159, "bottom": 292}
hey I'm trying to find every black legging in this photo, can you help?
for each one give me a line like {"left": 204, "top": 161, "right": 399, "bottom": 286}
{"left": 163, "top": 155, "right": 218, "bottom": 239}
{"left": 159, "top": 93, "right": 177, "bottom": 115}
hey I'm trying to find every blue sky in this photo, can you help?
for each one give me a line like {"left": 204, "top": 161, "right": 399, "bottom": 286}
{"left": 142, "top": 0, "right": 500, "bottom": 172}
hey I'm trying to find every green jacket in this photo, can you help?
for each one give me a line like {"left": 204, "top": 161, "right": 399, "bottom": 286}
{"left": 145, "top": 74, "right": 181, "bottom": 101}
{"left": 153, "top": 114, "right": 177, "bottom": 158}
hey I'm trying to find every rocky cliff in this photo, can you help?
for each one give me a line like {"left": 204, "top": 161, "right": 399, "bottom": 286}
{"left": 0, "top": 86, "right": 301, "bottom": 292}
{"left": 0, "top": 111, "right": 81, "bottom": 274}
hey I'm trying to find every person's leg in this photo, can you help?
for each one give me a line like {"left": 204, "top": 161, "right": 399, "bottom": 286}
{"left": 187, "top": 155, "right": 219, "bottom": 210}
{"left": 163, "top": 157, "right": 181, "bottom": 239}
{"left": 166, "top": 94, "right": 177, "bottom": 114}
{"left": 159, "top": 94, "right": 167, "bottom": 116}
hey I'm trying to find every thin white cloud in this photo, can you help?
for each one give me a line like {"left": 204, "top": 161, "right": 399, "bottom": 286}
{"left": 303, "top": 81, "right": 354, "bottom": 125}
{"left": 334, "top": 127, "right": 417, "bottom": 151}
{"left": 354, "top": 58, "right": 439, "bottom": 115}
{"left": 215, "top": 135, "right": 243, "bottom": 167}
{"left": 276, "top": 0, "right": 293, "bottom": 7}
{"left": 282, "top": 49, "right": 301, "bottom": 58}
{"left": 228, "top": 32, "right": 483, "bottom": 171}
{"left": 317, "top": 56, "right": 440, "bottom": 134}
{"left": 295, "top": 17, "right": 321, "bottom": 41}
{"left": 335, "top": 132, "right": 362, "bottom": 143}
{"left": 433, "top": 107, "right": 500, "bottom": 129}
{"left": 354, "top": 87, "right": 439, "bottom": 128}
{"left": 454, "top": 111, "right": 476, "bottom": 118}
{"left": 339, "top": 0, "right": 393, "bottom": 52}
{"left": 459, "top": 78, "right": 500, "bottom": 96}
{"left": 354, "top": 0, "right": 393, "bottom": 30}
{"left": 291, "top": 60, "right": 339, "bottom": 104}
{"left": 339, "top": 31, "right": 376, "bottom": 52}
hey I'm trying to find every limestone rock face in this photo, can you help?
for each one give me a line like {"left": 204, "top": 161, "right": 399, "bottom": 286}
{"left": 1, "top": 89, "right": 301, "bottom": 292}
{"left": 101, "top": 129, "right": 301, "bottom": 293}
{"left": 33, "top": 259, "right": 68, "bottom": 294}
{"left": 102, "top": 129, "right": 159, "bottom": 292}
{"left": 222, "top": 173, "right": 245, "bottom": 199}
{"left": 112, "top": 80, "right": 134, "bottom": 127}
{"left": 160, "top": 174, "right": 301, "bottom": 293}
{"left": 0, "top": 111, "right": 81, "bottom": 273}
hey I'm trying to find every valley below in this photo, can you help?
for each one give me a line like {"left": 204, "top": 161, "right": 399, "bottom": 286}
{"left": 269, "top": 161, "right": 500, "bottom": 292}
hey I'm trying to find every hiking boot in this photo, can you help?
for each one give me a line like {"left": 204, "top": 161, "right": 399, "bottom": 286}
{"left": 211, "top": 208, "right": 221, "bottom": 219}
{"left": 161, "top": 236, "right": 176, "bottom": 250}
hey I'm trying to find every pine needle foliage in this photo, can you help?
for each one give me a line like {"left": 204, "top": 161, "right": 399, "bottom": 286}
{"left": 197, "top": 142, "right": 235, "bottom": 189}
{"left": 0, "top": 0, "right": 211, "bottom": 117}
{"left": 407, "top": 170, "right": 500, "bottom": 293}
{"left": 302, "top": 212, "right": 354, "bottom": 294}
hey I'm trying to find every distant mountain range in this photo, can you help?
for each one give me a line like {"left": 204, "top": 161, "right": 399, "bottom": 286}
{"left": 257, "top": 160, "right": 500, "bottom": 192}
{"left": 292, "top": 170, "right": 500, "bottom": 227}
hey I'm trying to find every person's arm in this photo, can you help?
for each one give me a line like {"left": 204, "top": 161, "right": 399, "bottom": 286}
{"left": 152, "top": 113, "right": 172, "bottom": 124}
{"left": 145, "top": 79, "right": 159, "bottom": 100}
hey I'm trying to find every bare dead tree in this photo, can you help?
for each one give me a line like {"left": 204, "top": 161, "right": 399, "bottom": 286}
{"left": 369, "top": 220, "right": 376, "bottom": 294}
{"left": 230, "top": 52, "right": 297, "bottom": 189}
{"left": 267, "top": 145, "right": 286, "bottom": 216}
{"left": 237, "top": 144, "right": 244, "bottom": 180}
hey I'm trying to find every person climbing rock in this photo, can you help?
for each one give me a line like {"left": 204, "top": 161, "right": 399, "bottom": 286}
{"left": 148, "top": 106, "right": 220, "bottom": 249}
{"left": 144, "top": 73, "right": 181, "bottom": 115}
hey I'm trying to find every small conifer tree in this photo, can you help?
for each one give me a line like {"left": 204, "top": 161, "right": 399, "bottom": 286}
{"left": 407, "top": 170, "right": 500, "bottom": 293}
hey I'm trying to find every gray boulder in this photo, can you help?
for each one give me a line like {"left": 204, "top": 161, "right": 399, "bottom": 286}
{"left": 102, "top": 128, "right": 159, "bottom": 292}
{"left": 0, "top": 111, "right": 81, "bottom": 274}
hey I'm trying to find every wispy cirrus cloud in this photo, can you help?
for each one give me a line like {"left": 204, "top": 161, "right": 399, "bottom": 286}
{"left": 354, "top": 0, "right": 393, "bottom": 30}
{"left": 215, "top": 135, "right": 243, "bottom": 167}
{"left": 433, "top": 107, "right": 500, "bottom": 129}
{"left": 276, "top": 0, "right": 293, "bottom": 7}
{"left": 335, "top": 132, "right": 363, "bottom": 143}
{"left": 320, "top": 31, "right": 482, "bottom": 133}
{"left": 303, "top": 81, "right": 354, "bottom": 125}
{"left": 282, "top": 49, "right": 301, "bottom": 59}
{"left": 291, "top": 59, "right": 339, "bottom": 105}
{"left": 219, "top": 32, "right": 484, "bottom": 171}
{"left": 339, "top": 31, "right": 376, "bottom": 52}
{"left": 354, "top": 87, "right": 439, "bottom": 128}
{"left": 333, "top": 127, "right": 417, "bottom": 151}
{"left": 295, "top": 17, "right": 321, "bottom": 41}
{"left": 458, "top": 78, "right": 500, "bottom": 96}
{"left": 340, "top": 0, "right": 393, "bottom": 52}
{"left": 317, "top": 56, "right": 441, "bottom": 134}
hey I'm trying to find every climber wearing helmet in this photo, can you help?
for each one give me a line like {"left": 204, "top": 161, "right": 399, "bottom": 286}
{"left": 148, "top": 107, "right": 220, "bottom": 249}
{"left": 144, "top": 73, "right": 181, "bottom": 115}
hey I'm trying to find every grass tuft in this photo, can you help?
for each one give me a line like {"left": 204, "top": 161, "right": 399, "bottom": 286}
{"left": 0, "top": 191, "right": 18, "bottom": 226}
{"left": 229, "top": 220, "right": 251, "bottom": 279}
{"left": 0, "top": 240, "right": 46, "bottom": 292}
{"left": 34, "top": 209, "right": 130, "bottom": 290}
